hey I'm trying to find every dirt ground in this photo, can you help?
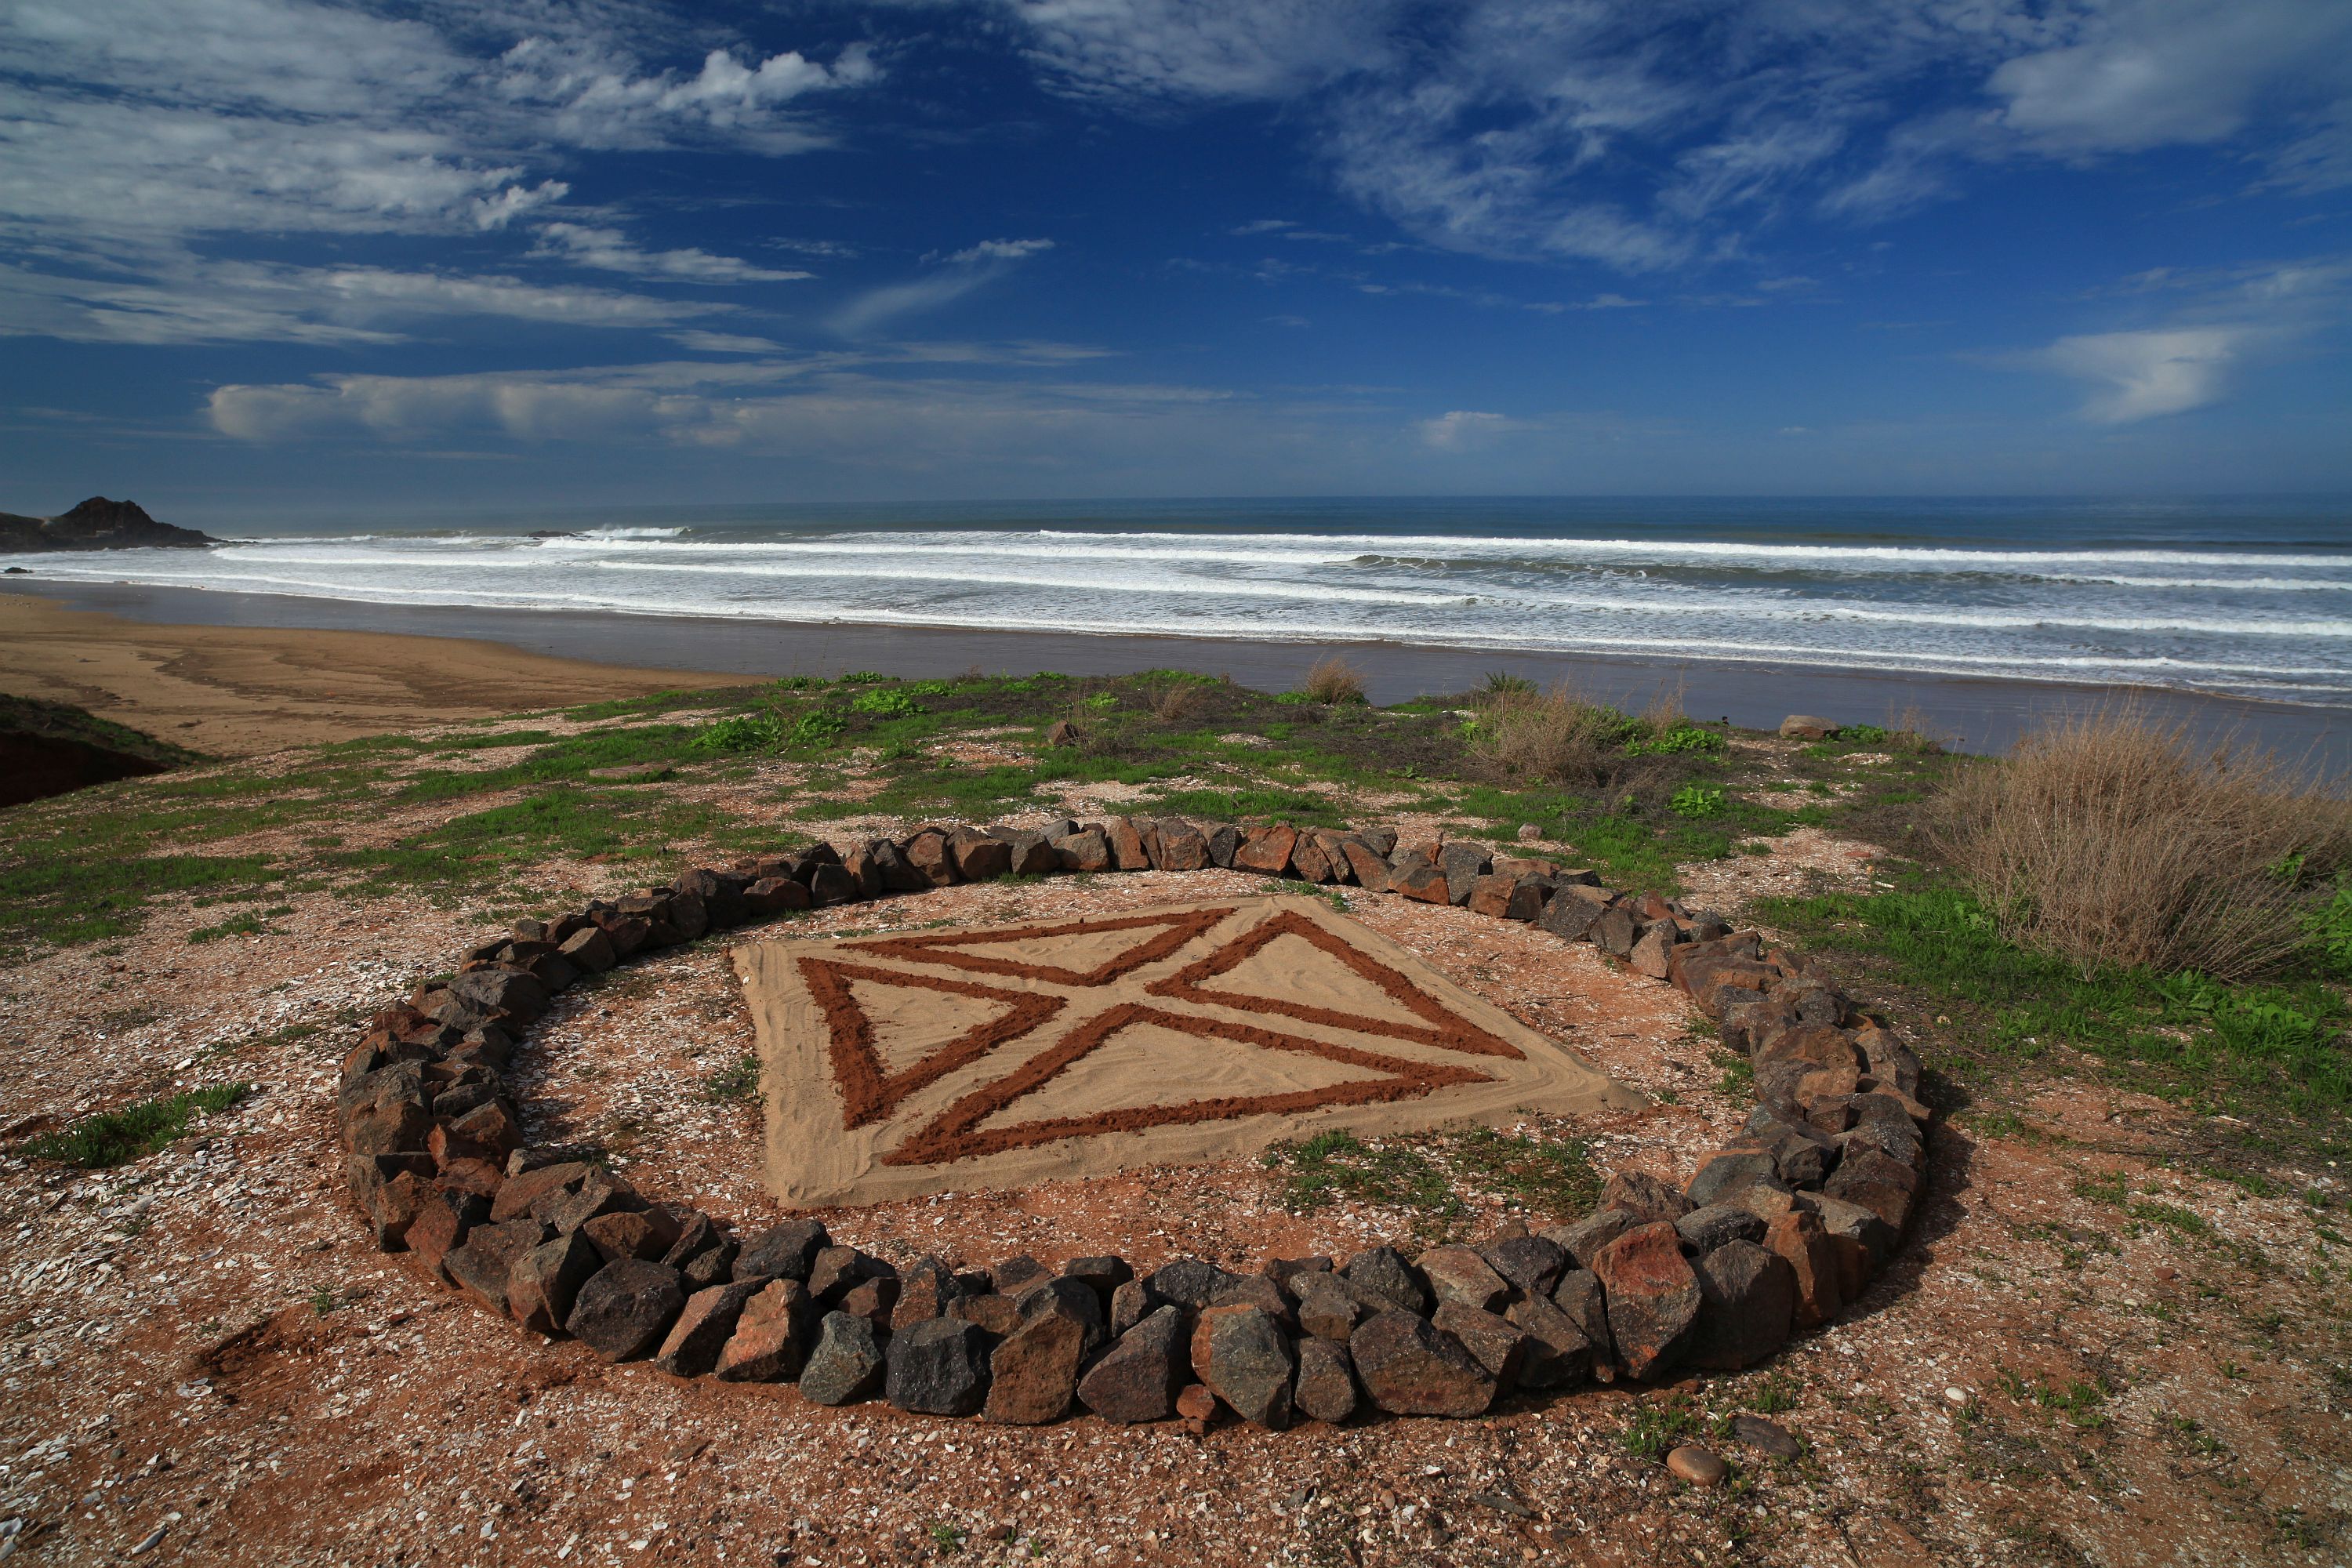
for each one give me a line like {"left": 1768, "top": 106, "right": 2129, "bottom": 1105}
{"left": 3, "top": 761, "right": 2350, "bottom": 1566}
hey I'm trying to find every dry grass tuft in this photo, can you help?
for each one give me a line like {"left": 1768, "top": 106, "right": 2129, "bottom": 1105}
{"left": 1302, "top": 655, "right": 1368, "bottom": 706}
{"left": 1467, "top": 681, "right": 1639, "bottom": 788}
{"left": 1937, "top": 705, "right": 2352, "bottom": 980}
{"left": 1145, "top": 678, "right": 1207, "bottom": 723}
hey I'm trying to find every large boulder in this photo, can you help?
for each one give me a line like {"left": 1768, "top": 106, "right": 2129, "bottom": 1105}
{"left": 566, "top": 1258, "right": 686, "bottom": 1362}
{"left": 1589, "top": 1222, "right": 1700, "bottom": 1381}
{"left": 800, "top": 1312, "right": 887, "bottom": 1406}
{"left": 1348, "top": 1312, "right": 1496, "bottom": 1418}
{"left": 1190, "top": 1305, "right": 1295, "bottom": 1428}
{"left": 1077, "top": 1307, "right": 1188, "bottom": 1424}
{"left": 734, "top": 1219, "right": 830, "bottom": 1283}
{"left": 1415, "top": 1246, "right": 1510, "bottom": 1313}
{"left": 654, "top": 1279, "right": 766, "bottom": 1377}
{"left": 1685, "top": 1241, "right": 1797, "bottom": 1371}
{"left": 713, "top": 1279, "right": 815, "bottom": 1381}
{"left": 884, "top": 1318, "right": 993, "bottom": 1416}
{"left": 986, "top": 1302, "right": 1090, "bottom": 1425}
{"left": 1341, "top": 1246, "right": 1432, "bottom": 1315}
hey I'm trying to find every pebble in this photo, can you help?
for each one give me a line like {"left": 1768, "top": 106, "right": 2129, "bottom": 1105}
{"left": 1664, "top": 1446, "right": 1728, "bottom": 1488}
{"left": 1943, "top": 1385, "right": 1967, "bottom": 1403}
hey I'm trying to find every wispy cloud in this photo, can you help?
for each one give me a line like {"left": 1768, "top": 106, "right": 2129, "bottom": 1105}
{"left": 831, "top": 238, "right": 1056, "bottom": 336}
{"left": 533, "top": 223, "right": 813, "bottom": 283}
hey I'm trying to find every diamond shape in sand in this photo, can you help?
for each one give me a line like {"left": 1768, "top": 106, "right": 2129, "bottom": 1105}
{"left": 735, "top": 895, "right": 1644, "bottom": 1205}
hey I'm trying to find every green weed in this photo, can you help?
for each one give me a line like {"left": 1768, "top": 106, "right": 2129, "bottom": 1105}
{"left": 20, "top": 1083, "right": 252, "bottom": 1167}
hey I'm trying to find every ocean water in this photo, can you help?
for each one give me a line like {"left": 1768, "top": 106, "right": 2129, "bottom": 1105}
{"left": 19, "top": 495, "right": 2352, "bottom": 706}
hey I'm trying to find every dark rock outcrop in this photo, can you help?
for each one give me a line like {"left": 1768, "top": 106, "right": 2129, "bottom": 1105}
{"left": 0, "top": 497, "right": 215, "bottom": 553}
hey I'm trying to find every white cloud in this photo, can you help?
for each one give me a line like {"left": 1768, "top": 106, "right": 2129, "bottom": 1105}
{"left": 832, "top": 239, "right": 1056, "bottom": 336}
{"left": 533, "top": 223, "right": 814, "bottom": 283}
{"left": 0, "top": 258, "right": 720, "bottom": 344}
{"left": 668, "top": 329, "right": 791, "bottom": 354}
{"left": 2027, "top": 327, "right": 2248, "bottom": 423}
{"left": 1005, "top": 0, "right": 1396, "bottom": 103}
{"left": 1418, "top": 409, "right": 1512, "bottom": 451}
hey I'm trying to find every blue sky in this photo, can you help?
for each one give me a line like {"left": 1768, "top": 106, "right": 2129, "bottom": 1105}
{"left": 4, "top": 0, "right": 2351, "bottom": 515}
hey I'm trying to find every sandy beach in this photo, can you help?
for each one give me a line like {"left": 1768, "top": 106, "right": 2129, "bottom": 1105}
{"left": 7, "top": 577, "right": 2347, "bottom": 764}
{"left": 0, "top": 590, "right": 748, "bottom": 757}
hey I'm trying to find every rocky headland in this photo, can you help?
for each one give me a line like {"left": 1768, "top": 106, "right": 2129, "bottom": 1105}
{"left": 0, "top": 495, "right": 215, "bottom": 553}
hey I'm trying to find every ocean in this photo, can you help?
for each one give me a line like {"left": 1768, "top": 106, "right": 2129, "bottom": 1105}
{"left": 16, "top": 495, "right": 2352, "bottom": 708}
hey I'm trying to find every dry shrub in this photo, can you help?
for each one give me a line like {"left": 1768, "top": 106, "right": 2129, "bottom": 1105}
{"left": 1145, "top": 678, "right": 1207, "bottom": 723}
{"left": 1468, "top": 681, "right": 1639, "bottom": 788}
{"left": 1303, "top": 655, "right": 1367, "bottom": 706}
{"left": 1937, "top": 705, "right": 2352, "bottom": 980}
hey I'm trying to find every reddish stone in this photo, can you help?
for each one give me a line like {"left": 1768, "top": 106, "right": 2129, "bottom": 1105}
{"left": 655, "top": 1279, "right": 766, "bottom": 1377}
{"left": 1105, "top": 818, "right": 1150, "bottom": 870}
{"left": 1338, "top": 840, "right": 1390, "bottom": 893}
{"left": 1762, "top": 1211, "right": 1842, "bottom": 1329}
{"left": 1601, "top": 1169, "right": 1696, "bottom": 1225}
{"left": 566, "top": 1258, "right": 686, "bottom": 1362}
{"left": 904, "top": 830, "right": 960, "bottom": 887}
{"left": 405, "top": 1189, "right": 479, "bottom": 1283}
{"left": 509, "top": 1230, "right": 601, "bottom": 1336}
{"left": 949, "top": 829, "right": 1011, "bottom": 882}
{"left": 985, "top": 1305, "right": 1090, "bottom": 1425}
{"left": 366, "top": 1171, "right": 432, "bottom": 1250}
{"left": 1389, "top": 858, "right": 1451, "bottom": 904}
{"left": 490, "top": 1160, "right": 590, "bottom": 1222}
{"left": 1174, "top": 1382, "right": 1219, "bottom": 1421}
{"left": 839, "top": 1276, "right": 900, "bottom": 1328}
{"left": 713, "top": 1279, "right": 815, "bottom": 1381}
{"left": 445, "top": 1218, "right": 549, "bottom": 1316}
{"left": 1293, "top": 1337, "right": 1359, "bottom": 1425}
{"left": 1415, "top": 1246, "right": 1510, "bottom": 1312}
{"left": 1053, "top": 829, "right": 1112, "bottom": 873}
{"left": 1232, "top": 826, "right": 1297, "bottom": 876}
{"left": 1348, "top": 1312, "right": 1496, "bottom": 1418}
{"left": 1430, "top": 1302, "right": 1528, "bottom": 1391}
{"left": 1288, "top": 834, "right": 1335, "bottom": 884}
{"left": 1824, "top": 1148, "right": 1919, "bottom": 1230}
{"left": 1151, "top": 818, "right": 1211, "bottom": 871}
{"left": 1590, "top": 1221, "right": 1702, "bottom": 1381}
{"left": 583, "top": 1207, "right": 681, "bottom": 1265}
{"left": 1310, "top": 833, "right": 1358, "bottom": 884}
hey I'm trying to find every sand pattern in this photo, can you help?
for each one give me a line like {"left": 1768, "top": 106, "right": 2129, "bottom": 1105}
{"left": 739, "top": 895, "right": 1643, "bottom": 1205}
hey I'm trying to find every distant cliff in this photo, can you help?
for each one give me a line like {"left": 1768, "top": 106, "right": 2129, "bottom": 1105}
{"left": 0, "top": 497, "right": 216, "bottom": 554}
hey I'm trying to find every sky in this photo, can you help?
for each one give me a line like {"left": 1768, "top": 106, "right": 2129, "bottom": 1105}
{"left": 4, "top": 0, "right": 2351, "bottom": 517}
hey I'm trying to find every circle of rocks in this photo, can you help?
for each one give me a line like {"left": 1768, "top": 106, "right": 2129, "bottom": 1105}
{"left": 337, "top": 816, "right": 1930, "bottom": 1428}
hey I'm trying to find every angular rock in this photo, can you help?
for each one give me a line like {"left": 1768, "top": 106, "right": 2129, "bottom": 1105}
{"left": 800, "top": 1311, "right": 887, "bottom": 1405}
{"left": 1053, "top": 829, "right": 1112, "bottom": 873}
{"left": 405, "top": 1188, "right": 485, "bottom": 1283}
{"left": 992, "top": 1254, "right": 1052, "bottom": 1297}
{"left": 904, "top": 830, "right": 960, "bottom": 887}
{"left": 1388, "top": 855, "right": 1450, "bottom": 904}
{"left": 1342, "top": 1245, "right": 1431, "bottom": 1316}
{"left": 1762, "top": 1210, "right": 1842, "bottom": 1329}
{"left": 947, "top": 1292, "right": 1025, "bottom": 1338}
{"left": 655, "top": 1279, "right": 767, "bottom": 1377}
{"left": 1206, "top": 1272, "right": 1296, "bottom": 1332}
{"left": 1349, "top": 1311, "right": 1497, "bottom": 1418}
{"left": 1439, "top": 842, "right": 1492, "bottom": 904}
{"left": 1808, "top": 1192, "right": 1901, "bottom": 1266}
{"left": 950, "top": 829, "right": 1013, "bottom": 883}
{"left": 808, "top": 1245, "right": 896, "bottom": 1304}
{"left": 509, "top": 1229, "right": 602, "bottom": 1337}
{"left": 1823, "top": 1147, "right": 1919, "bottom": 1231}
{"left": 1592, "top": 905, "right": 1639, "bottom": 957}
{"left": 1288, "top": 833, "right": 1335, "bottom": 884}
{"left": 365, "top": 1170, "right": 433, "bottom": 1251}
{"left": 1146, "top": 1257, "right": 1232, "bottom": 1309}
{"left": 1675, "top": 1204, "right": 1768, "bottom": 1253}
{"left": 566, "top": 1258, "right": 687, "bottom": 1362}
{"left": 1190, "top": 1305, "right": 1294, "bottom": 1428}
{"left": 806, "top": 862, "right": 858, "bottom": 906}
{"left": 1730, "top": 1413, "right": 1803, "bottom": 1459}
{"left": 492, "top": 1160, "right": 591, "bottom": 1223}
{"left": 1505, "top": 1293, "right": 1595, "bottom": 1388}
{"left": 1062, "top": 1254, "right": 1134, "bottom": 1295}
{"left": 1551, "top": 1269, "right": 1613, "bottom": 1364}
{"left": 1021, "top": 1276, "right": 1109, "bottom": 1351}
{"left": 735, "top": 1219, "right": 830, "bottom": 1283}
{"left": 895, "top": 1255, "right": 966, "bottom": 1324}
{"left": 1104, "top": 818, "right": 1150, "bottom": 871}
{"left": 1108, "top": 1278, "right": 1162, "bottom": 1338}
{"left": 1590, "top": 1222, "right": 1701, "bottom": 1381}
{"left": 1077, "top": 1306, "right": 1187, "bottom": 1424}
{"left": 713, "top": 1278, "right": 815, "bottom": 1382}
{"left": 1293, "top": 1272, "right": 1382, "bottom": 1341}
{"left": 884, "top": 1317, "right": 993, "bottom": 1417}
{"left": 1338, "top": 840, "right": 1391, "bottom": 893}
{"left": 1537, "top": 887, "right": 1608, "bottom": 942}
{"left": 1430, "top": 1302, "right": 1528, "bottom": 1392}
{"left": 1481, "top": 1234, "right": 1569, "bottom": 1299}
{"left": 1628, "top": 920, "right": 1687, "bottom": 978}
{"left": 1547, "top": 1207, "right": 1639, "bottom": 1269}
{"left": 1202, "top": 822, "right": 1242, "bottom": 869}
{"left": 557, "top": 925, "right": 617, "bottom": 974}
{"left": 1293, "top": 1336, "right": 1359, "bottom": 1425}
{"left": 1686, "top": 1240, "right": 1796, "bottom": 1371}
{"left": 1600, "top": 1170, "right": 1695, "bottom": 1225}
{"left": 445, "top": 1218, "right": 550, "bottom": 1316}
{"left": 583, "top": 1207, "right": 681, "bottom": 1266}
{"left": 1232, "top": 825, "right": 1297, "bottom": 876}
{"left": 985, "top": 1304, "right": 1088, "bottom": 1425}
{"left": 1152, "top": 818, "right": 1211, "bottom": 872}
{"left": 1415, "top": 1245, "right": 1511, "bottom": 1313}
{"left": 1686, "top": 1148, "right": 1782, "bottom": 1208}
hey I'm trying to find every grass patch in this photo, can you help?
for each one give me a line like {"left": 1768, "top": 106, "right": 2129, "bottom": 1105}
{"left": 20, "top": 1083, "right": 252, "bottom": 1167}
{"left": 702, "top": 1051, "right": 761, "bottom": 1105}
{"left": 1261, "top": 1125, "right": 1600, "bottom": 1233}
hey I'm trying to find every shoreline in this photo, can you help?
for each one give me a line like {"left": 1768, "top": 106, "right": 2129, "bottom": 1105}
{"left": 5, "top": 577, "right": 2347, "bottom": 764}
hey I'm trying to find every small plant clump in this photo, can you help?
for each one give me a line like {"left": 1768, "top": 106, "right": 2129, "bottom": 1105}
{"left": 20, "top": 1083, "right": 252, "bottom": 1167}
{"left": 1300, "top": 655, "right": 1369, "bottom": 706}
